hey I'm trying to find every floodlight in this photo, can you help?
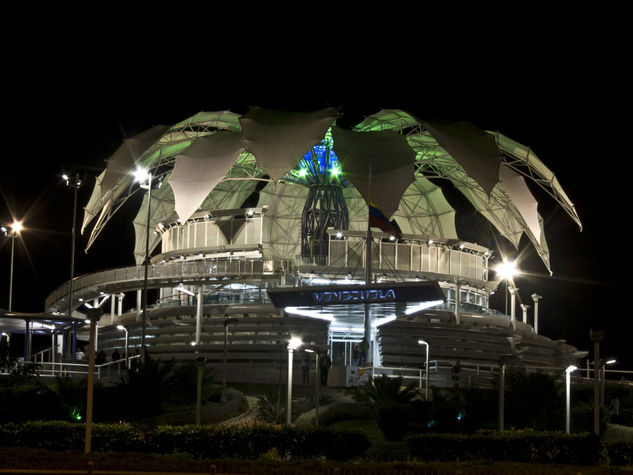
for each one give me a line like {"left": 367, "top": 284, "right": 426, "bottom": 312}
{"left": 496, "top": 260, "right": 517, "bottom": 280}
{"left": 132, "top": 166, "right": 150, "bottom": 184}
{"left": 288, "top": 336, "right": 303, "bottom": 350}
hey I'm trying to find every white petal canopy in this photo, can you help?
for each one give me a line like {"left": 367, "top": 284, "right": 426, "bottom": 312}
{"left": 239, "top": 107, "right": 338, "bottom": 182}
{"left": 81, "top": 107, "right": 581, "bottom": 274}
{"left": 331, "top": 126, "right": 416, "bottom": 218}
{"left": 420, "top": 120, "right": 503, "bottom": 196}
{"left": 169, "top": 132, "right": 245, "bottom": 222}
{"left": 100, "top": 125, "right": 170, "bottom": 201}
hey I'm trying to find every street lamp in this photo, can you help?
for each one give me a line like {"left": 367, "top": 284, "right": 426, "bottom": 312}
{"left": 62, "top": 172, "right": 81, "bottom": 362}
{"left": 417, "top": 339, "right": 430, "bottom": 400}
{"left": 495, "top": 259, "right": 517, "bottom": 318}
{"left": 133, "top": 166, "right": 152, "bottom": 362}
{"left": 4, "top": 220, "right": 23, "bottom": 311}
{"left": 565, "top": 365, "right": 578, "bottom": 434}
{"left": 223, "top": 316, "right": 238, "bottom": 387}
{"left": 116, "top": 325, "right": 129, "bottom": 369}
{"left": 287, "top": 336, "right": 303, "bottom": 425}
{"left": 600, "top": 358, "right": 616, "bottom": 407}
{"left": 304, "top": 347, "right": 321, "bottom": 426}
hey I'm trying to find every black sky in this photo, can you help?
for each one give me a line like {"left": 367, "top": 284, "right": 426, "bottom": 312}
{"left": 0, "top": 44, "right": 631, "bottom": 369}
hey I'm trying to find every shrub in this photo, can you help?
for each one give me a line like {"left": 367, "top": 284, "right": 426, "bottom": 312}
{"left": 605, "top": 440, "right": 633, "bottom": 466}
{"left": 0, "top": 421, "right": 370, "bottom": 462}
{"left": 406, "top": 430, "right": 602, "bottom": 465}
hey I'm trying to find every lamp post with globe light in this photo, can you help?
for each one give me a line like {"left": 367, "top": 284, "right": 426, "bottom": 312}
{"left": 117, "top": 325, "right": 129, "bottom": 369}
{"left": 3, "top": 220, "right": 23, "bottom": 312}
{"left": 133, "top": 166, "right": 152, "bottom": 362}
{"left": 495, "top": 259, "right": 518, "bottom": 322}
{"left": 565, "top": 365, "right": 577, "bottom": 433}
{"left": 287, "top": 336, "right": 303, "bottom": 425}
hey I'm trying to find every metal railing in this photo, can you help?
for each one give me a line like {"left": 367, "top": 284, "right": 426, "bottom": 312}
{"left": 7, "top": 356, "right": 141, "bottom": 380}
{"left": 45, "top": 258, "right": 294, "bottom": 311}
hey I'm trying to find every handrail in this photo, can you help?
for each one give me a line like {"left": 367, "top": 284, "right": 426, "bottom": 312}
{"left": 45, "top": 257, "right": 294, "bottom": 311}
{"left": 11, "top": 356, "right": 142, "bottom": 380}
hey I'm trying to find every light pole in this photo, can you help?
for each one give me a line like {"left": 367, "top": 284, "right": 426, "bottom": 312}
{"left": 304, "top": 347, "right": 321, "bottom": 426}
{"left": 287, "top": 336, "right": 303, "bottom": 426}
{"left": 496, "top": 259, "right": 517, "bottom": 320}
{"left": 531, "top": 293, "right": 542, "bottom": 334}
{"left": 133, "top": 167, "right": 152, "bottom": 362}
{"left": 3, "top": 220, "right": 22, "bottom": 311}
{"left": 498, "top": 360, "right": 506, "bottom": 433}
{"left": 223, "top": 316, "right": 238, "bottom": 387}
{"left": 116, "top": 325, "right": 129, "bottom": 369}
{"left": 84, "top": 307, "right": 103, "bottom": 454}
{"left": 63, "top": 173, "right": 81, "bottom": 362}
{"left": 590, "top": 329, "right": 604, "bottom": 435}
{"left": 600, "top": 358, "right": 616, "bottom": 407}
{"left": 565, "top": 365, "right": 577, "bottom": 433}
{"left": 417, "top": 339, "right": 430, "bottom": 400}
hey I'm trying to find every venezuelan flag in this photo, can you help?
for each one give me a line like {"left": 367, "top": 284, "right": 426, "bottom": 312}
{"left": 369, "top": 200, "right": 401, "bottom": 238}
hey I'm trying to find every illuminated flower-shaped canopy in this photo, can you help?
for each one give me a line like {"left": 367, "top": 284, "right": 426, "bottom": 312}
{"left": 81, "top": 107, "right": 581, "bottom": 274}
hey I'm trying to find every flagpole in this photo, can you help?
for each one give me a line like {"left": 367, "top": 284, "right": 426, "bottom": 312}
{"left": 364, "top": 165, "right": 372, "bottom": 365}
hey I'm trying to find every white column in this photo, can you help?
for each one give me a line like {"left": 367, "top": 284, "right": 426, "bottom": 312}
{"left": 531, "top": 293, "right": 542, "bottom": 334}
{"left": 195, "top": 285, "right": 203, "bottom": 346}
{"left": 509, "top": 286, "right": 517, "bottom": 327}
{"left": 520, "top": 304, "right": 530, "bottom": 324}
{"left": 136, "top": 290, "right": 142, "bottom": 321}
{"left": 110, "top": 295, "right": 115, "bottom": 320}
{"left": 455, "top": 281, "right": 461, "bottom": 325}
{"left": 117, "top": 293, "right": 124, "bottom": 316}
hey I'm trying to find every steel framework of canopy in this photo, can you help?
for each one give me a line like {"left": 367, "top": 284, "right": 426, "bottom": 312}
{"left": 81, "top": 108, "right": 581, "bottom": 274}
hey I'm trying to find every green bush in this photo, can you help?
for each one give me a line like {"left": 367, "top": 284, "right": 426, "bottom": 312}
{"left": 406, "top": 430, "right": 602, "bottom": 465}
{"left": 319, "top": 401, "right": 372, "bottom": 427}
{"left": 0, "top": 421, "right": 143, "bottom": 452}
{"left": 0, "top": 422, "right": 370, "bottom": 462}
{"left": 605, "top": 440, "right": 633, "bottom": 466}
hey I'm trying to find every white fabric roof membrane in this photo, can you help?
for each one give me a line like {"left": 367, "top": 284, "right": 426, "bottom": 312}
{"left": 100, "top": 125, "right": 170, "bottom": 201}
{"left": 331, "top": 126, "right": 416, "bottom": 218}
{"left": 498, "top": 164, "right": 541, "bottom": 242}
{"left": 133, "top": 177, "right": 177, "bottom": 265}
{"left": 258, "top": 182, "right": 308, "bottom": 259}
{"left": 239, "top": 107, "right": 338, "bottom": 182}
{"left": 491, "top": 131, "right": 581, "bottom": 230}
{"left": 392, "top": 175, "right": 458, "bottom": 241}
{"left": 168, "top": 132, "right": 245, "bottom": 222}
{"left": 81, "top": 170, "right": 106, "bottom": 233}
{"left": 421, "top": 120, "right": 503, "bottom": 196}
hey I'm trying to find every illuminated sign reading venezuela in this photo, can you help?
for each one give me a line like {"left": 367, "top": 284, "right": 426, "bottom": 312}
{"left": 267, "top": 282, "right": 445, "bottom": 308}
{"left": 313, "top": 288, "right": 396, "bottom": 304}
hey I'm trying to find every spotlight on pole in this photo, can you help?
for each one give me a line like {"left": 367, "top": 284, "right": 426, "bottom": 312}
{"left": 566, "top": 365, "right": 578, "bottom": 433}
{"left": 287, "top": 336, "right": 303, "bottom": 425}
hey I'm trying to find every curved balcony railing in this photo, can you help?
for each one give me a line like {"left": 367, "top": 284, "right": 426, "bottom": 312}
{"left": 45, "top": 257, "right": 294, "bottom": 312}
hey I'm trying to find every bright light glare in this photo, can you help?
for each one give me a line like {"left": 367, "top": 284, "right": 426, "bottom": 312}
{"left": 566, "top": 365, "right": 578, "bottom": 373}
{"left": 606, "top": 359, "right": 617, "bottom": 365}
{"left": 285, "top": 307, "right": 334, "bottom": 321}
{"left": 288, "top": 336, "right": 303, "bottom": 350}
{"left": 496, "top": 260, "right": 517, "bottom": 280}
{"left": 132, "top": 167, "right": 150, "bottom": 183}
{"left": 11, "top": 221, "right": 23, "bottom": 233}
{"left": 404, "top": 300, "right": 444, "bottom": 315}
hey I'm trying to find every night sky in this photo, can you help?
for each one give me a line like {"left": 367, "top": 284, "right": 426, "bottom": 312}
{"left": 1, "top": 55, "right": 630, "bottom": 369}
